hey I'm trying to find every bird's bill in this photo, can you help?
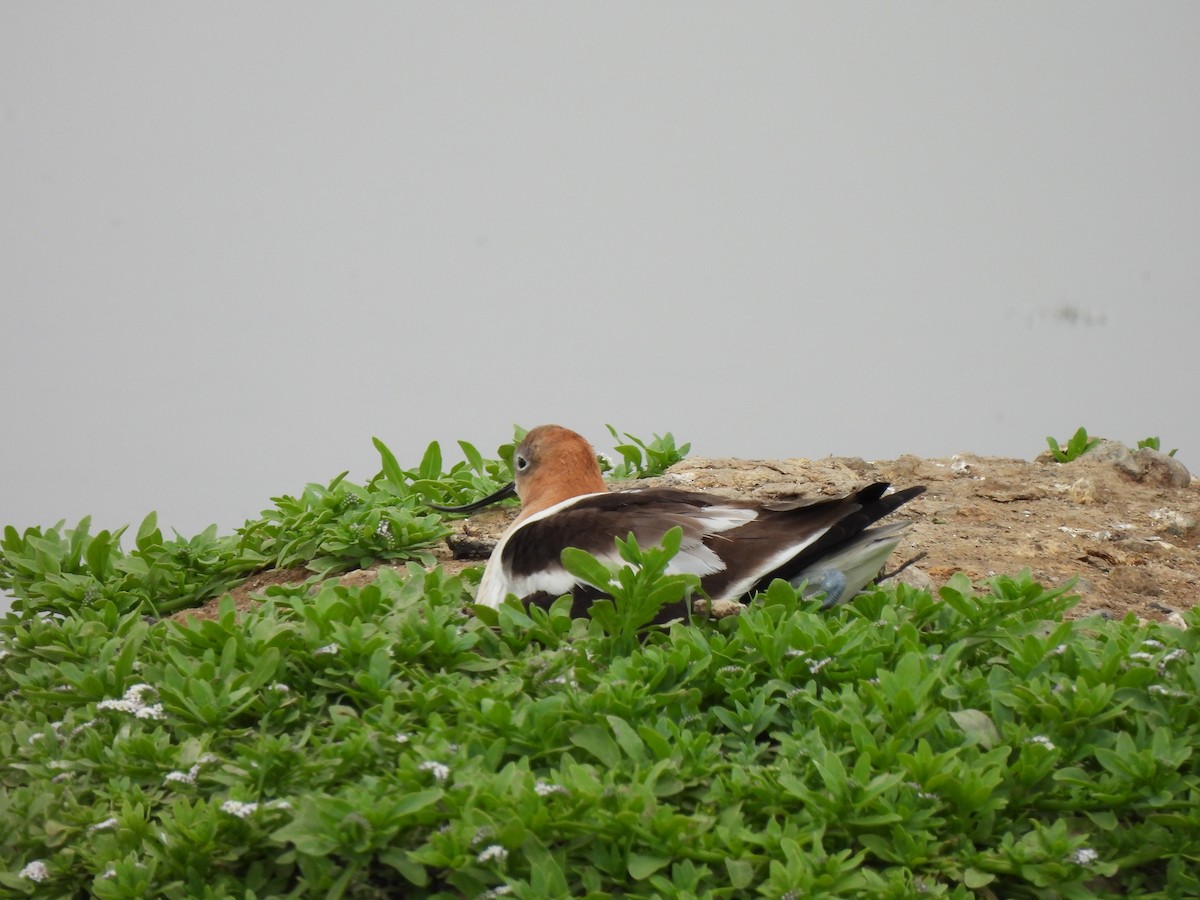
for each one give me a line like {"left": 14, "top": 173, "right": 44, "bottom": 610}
{"left": 427, "top": 481, "right": 517, "bottom": 513}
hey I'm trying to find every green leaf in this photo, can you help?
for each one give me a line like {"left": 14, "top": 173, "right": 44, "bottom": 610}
{"left": 393, "top": 788, "right": 443, "bottom": 816}
{"left": 725, "top": 858, "right": 755, "bottom": 888}
{"left": 418, "top": 441, "right": 443, "bottom": 481}
{"left": 964, "top": 868, "right": 995, "bottom": 888}
{"left": 607, "top": 715, "right": 646, "bottom": 762}
{"left": 458, "top": 440, "right": 484, "bottom": 474}
{"left": 135, "top": 512, "right": 161, "bottom": 551}
{"left": 570, "top": 724, "right": 622, "bottom": 768}
{"left": 628, "top": 853, "right": 670, "bottom": 880}
{"left": 949, "top": 708, "right": 1000, "bottom": 749}
{"left": 379, "top": 849, "right": 429, "bottom": 886}
{"left": 373, "top": 437, "right": 407, "bottom": 493}
{"left": 560, "top": 547, "right": 613, "bottom": 590}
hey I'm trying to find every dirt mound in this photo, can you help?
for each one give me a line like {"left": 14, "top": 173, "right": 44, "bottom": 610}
{"left": 182, "top": 445, "right": 1198, "bottom": 624}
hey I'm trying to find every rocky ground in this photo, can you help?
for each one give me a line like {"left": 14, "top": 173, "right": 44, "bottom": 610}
{"left": 186, "top": 441, "right": 1198, "bottom": 625}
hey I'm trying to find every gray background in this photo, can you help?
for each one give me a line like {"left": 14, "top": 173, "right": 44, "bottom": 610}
{"left": 3, "top": 3, "right": 1198, "bottom": 551}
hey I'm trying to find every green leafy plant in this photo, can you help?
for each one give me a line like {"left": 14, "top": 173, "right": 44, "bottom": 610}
{"left": 5, "top": 428, "right": 1199, "bottom": 897}
{"left": 1136, "top": 436, "right": 1178, "bottom": 457}
{"left": 560, "top": 527, "right": 701, "bottom": 652}
{"left": 1045, "top": 426, "right": 1101, "bottom": 462}
{"left": 4, "top": 552, "right": 1198, "bottom": 897}
{"left": 599, "top": 425, "right": 691, "bottom": 479}
{"left": 0, "top": 436, "right": 518, "bottom": 619}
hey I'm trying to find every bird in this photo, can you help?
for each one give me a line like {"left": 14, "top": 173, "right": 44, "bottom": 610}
{"left": 430, "top": 424, "right": 925, "bottom": 622}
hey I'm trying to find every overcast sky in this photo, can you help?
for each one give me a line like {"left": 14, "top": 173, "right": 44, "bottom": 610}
{"left": 3, "top": 3, "right": 1198, "bottom": 544}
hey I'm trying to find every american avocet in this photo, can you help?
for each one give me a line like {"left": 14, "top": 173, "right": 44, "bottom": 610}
{"left": 432, "top": 425, "right": 925, "bottom": 621}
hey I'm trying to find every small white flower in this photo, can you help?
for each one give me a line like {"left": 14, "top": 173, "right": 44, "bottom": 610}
{"left": 395, "top": 732, "right": 410, "bottom": 744}
{"left": 100, "top": 866, "right": 117, "bottom": 879}
{"left": 476, "top": 844, "right": 509, "bottom": 864}
{"left": 419, "top": 761, "right": 450, "bottom": 782}
{"left": 89, "top": 817, "right": 118, "bottom": 832}
{"left": 807, "top": 656, "right": 833, "bottom": 674}
{"left": 27, "top": 732, "right": 44, "bottom": 744}
{"left": 269, "top": 683, "right": 291, "bottom": 693}
{"left": 534, "top": 780, "right": 567, "bottom": 797}
{"left": 220, "top": 800, "right": 260, "bottom": 818}
{"left": 164, "top": 770, "right": 195, "bottom": 785}
{"left": 1070, "top": 846, "right": 1099, "bottom": 866}
{"left": 19, "top": 860, "right": 49, "bottom": 882}
{"left": 1148, "top": 684, "right": 1186, "bottom": 698}
{"left": 98, "top": 685, "right": 163, "bottom": 720}
{"left": 270, "top": 799, "right": 293, "bottom": 811}
{"left": 784, "top": 648, "right": 806, "bottom": 659}
{"left": 717, "top": 665, "right": 742, "bottom": 675}
{"left": 1026, "top": 735, "right": 1056, "bottom": 751}
{"left": 1051, "top": 643, "right": 1068, "bottom": 656}
{"left": 1159, "top": 648, "right": 1186, "bottom": 669}
{"left": 1128, "top": 651, "right": 1154, "bottom": 662}
{"left": 314, "top": 643, "right": 339, "bottom": 656}
{"left": 1141, "top": 639, "right": 1165, "bottom": 649}
{"left": 478, "top": 887, "right": 513, "bottom": 899}
{"left": 905, "top": 781, "right": 939, "bottom": 800}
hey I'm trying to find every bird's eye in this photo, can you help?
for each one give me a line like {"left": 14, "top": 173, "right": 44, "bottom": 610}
{"left": 515, "top": 454, "right": 529, "bottom": 472}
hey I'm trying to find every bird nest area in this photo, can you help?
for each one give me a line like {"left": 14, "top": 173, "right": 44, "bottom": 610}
{"left": 180, "top": 445, "right": 1198, "bottom": 626}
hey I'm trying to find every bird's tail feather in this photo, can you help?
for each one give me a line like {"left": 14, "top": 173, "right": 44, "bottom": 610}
{"left": 791, "top": 521, "right": 910, "bottom": 608}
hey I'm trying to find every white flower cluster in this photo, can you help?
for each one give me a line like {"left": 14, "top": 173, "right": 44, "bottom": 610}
{"left": 97, "top": 684, "right": 165, "bottom": 720}
{"left": 220, "top": 800, "right": 260, "bottom": 819}
{"left": 1069, "top": 846, "right": 1099, "bottom": 866}
{"left": 534, "top": 780, "right": 568, "bottom": 797}
{"left": 476, "top": 844, "right": 509, "bottom": 864}
{"left": 216, "top": 797, "right": 290, "bottom": 817}
{"left": 478, "top": 887, "right": 513, "bottom": 899}
{"left": 905, "top": 781, "right": 939, "bottom": 801}
{"left": 164, "top": 754, "right": 219, "bottom": 786}
{"left": 807, "top": 656, "right": 833, "bottom": 674}
{"left": 1148, "top": 684, "right": 1187, "bottom": 699}
{"left": 1159, "top": 648, "right": 1187, "bottom": 671}
{"left": 314, "top": 643, "right": 339, "bottom": 656}
{"left": 419, "top": 760, "right": 451, "bottom": 782}
{"left": 19, "top": 860, "right": 49, "bottom": 882}
{"left": 89, "top": 817, "right": 119, "bottom": 832}
{"left": 1025, "top": 735, "right": 1056, "bottom": 751}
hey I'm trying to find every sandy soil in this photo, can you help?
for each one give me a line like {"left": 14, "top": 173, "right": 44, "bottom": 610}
{"left": 176, "top": 443, "right": 1198, "bottom": 625}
